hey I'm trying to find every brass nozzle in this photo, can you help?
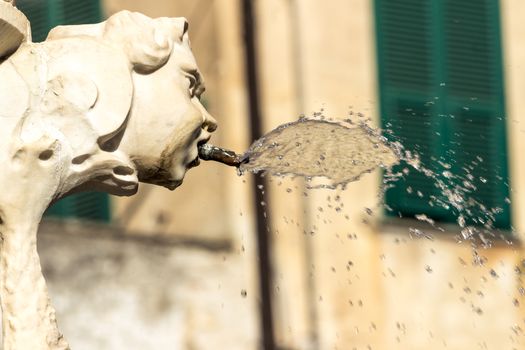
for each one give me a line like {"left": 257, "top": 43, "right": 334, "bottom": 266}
{"left": 198, "top": 144, "right": 245, "bottom": 167}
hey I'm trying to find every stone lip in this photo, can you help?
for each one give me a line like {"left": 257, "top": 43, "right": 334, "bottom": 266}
{"left": 0, "top": 1, "right": 30, "bottom": 59}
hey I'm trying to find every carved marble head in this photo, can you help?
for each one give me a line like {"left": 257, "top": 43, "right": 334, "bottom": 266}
{"left": 0, "top": 10, "right": 216, "bottom": 219}
{"left": 0, "top": 9, "right": 220, "bottom": 348}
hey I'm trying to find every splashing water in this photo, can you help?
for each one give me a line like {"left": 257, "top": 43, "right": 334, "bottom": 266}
{"left": 240, "top": 118, "right": 400, "bottom": 188}
{"left": 235, "top": 114, "right": 511, "bottom": 249}
{"left": 381, "top": 144, "right": 510, "bottom": 248}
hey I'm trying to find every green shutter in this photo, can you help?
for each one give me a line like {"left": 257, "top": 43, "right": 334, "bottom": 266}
{"left": 62, "top": 0, "right": 101, "bottom": 26}
{"left": 443, "top": 0, "right": 502, "bottom": 102}
{"left": 376, "top": 0, "right": 448, "bottom": 220}
{"left": 375, "top": 0, "right": 511, "bottom": 229}
{"left": 376, "top": 0, "right": 436, "bottom": 93}
{"left": 442, "top": 0, "right": 510, "bottom": 229}
{"left": 15, "top": 0, "right": 51, "bottom": 42}
{"left": 383, "top": 99, "right": 448, "bottom": 219}
{"left": 16, "top": 0, "right": 102, "bottom": 42}
{"left": 16, "top": 0, "right": 109, "bottom": 222}
{"left": 45, "top": 192, "right": 110, "bottom": 222}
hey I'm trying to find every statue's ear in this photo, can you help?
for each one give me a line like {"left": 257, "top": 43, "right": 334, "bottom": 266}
{"left": 102, "top": 11, "right": 174, "bottom": 74}
{"left": 42, "top": 72, "right": 131, "bottom": 153}
{"left": 0, "top": 2, "right": 31, "bottom": 60}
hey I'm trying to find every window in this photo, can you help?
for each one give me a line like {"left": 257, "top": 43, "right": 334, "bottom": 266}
{"left": 375, "top": 0, "right": 511, "bottom": 229}
{"left": 17, "top": 0, "right": 109, "bottom": 222}
{"left": 45, "top": 192, "right": 110, "bottom": 222}
{"left": 16, "top": 0, "right": 101, "bottom": 42}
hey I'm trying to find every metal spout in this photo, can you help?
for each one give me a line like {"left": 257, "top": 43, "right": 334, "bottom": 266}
{"left": 198, "top": 143, "right": 246, "bottom": 167}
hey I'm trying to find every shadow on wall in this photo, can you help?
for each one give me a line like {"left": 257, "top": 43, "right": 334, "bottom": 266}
{"left": 38, "top": 221, "right": 258, "bottom": 350}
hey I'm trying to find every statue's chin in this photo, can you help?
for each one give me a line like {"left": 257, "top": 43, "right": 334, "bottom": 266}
{"left": 139, "top": 175, "right": 183, "bottom": 191}
{"left": 161, "top": 179, "right": 183, "bottom": 191}
{"left": 135, "top": 145, "right": 204, "bottom": 190}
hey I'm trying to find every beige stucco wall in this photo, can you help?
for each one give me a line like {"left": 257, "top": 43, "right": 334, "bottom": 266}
{"left": 255, "top": 1, "right": 525, "bottom": 349}
{"left": 40, "top": 221, "right": 258, "bottom": 350}
{"left": 69, "top": 1, "right": 525, "bottom": 349}
{"left": 502, "top": 0, "right": 525, "bottom": 238}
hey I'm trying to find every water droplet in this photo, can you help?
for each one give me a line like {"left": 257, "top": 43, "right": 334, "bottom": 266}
{"left": 458, "top": 216, "right": 466, "bottom": 228}
{"left": 415, "top": 214, "right": 434, "bottom": 225}
{"left": 425, "top": 265, "right": 433, "bottom": 273}
{"left": 473, "top": 306, "right": 483, "bottom": 315}
{"left": 442, "top": 170, "right": 453, "bottom": 178}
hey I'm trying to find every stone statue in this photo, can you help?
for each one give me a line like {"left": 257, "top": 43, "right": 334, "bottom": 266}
{"left": 0, "top": 3, "right": 216, "bottom": 349}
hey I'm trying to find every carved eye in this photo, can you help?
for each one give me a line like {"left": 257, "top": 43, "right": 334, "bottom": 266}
{"left": 184, "top": 69, "right": 203, "bottom": 98}
{"left": 186, "top": 75, "right": 197, "bottom": 96}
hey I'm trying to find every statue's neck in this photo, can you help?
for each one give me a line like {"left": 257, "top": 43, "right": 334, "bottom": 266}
{"left": 0, "top": 221, "right": 69, "bottom": 350}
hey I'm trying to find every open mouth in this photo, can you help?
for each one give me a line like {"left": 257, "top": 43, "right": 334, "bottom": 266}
{"left": 188, "top": 156, "right": 200, "bottom": 168}
{"left": 188, "top": 136, "right": 211, "bottom": 169}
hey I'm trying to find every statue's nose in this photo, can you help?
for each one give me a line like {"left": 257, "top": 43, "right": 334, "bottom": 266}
{"left": 194, "top": 96, "right": 217, "bottom": 132}
{"left": 202, "top": 110, "right": 218, "bottom": 133}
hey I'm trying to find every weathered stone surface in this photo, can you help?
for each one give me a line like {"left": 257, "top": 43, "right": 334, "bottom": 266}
{"left": 0, "top": 10, "right": 217, "bottom": 349}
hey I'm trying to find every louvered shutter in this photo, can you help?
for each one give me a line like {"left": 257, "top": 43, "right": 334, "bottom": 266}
{"left": 16, "top": 0, "right": 102, "bottom": 41}
{"left": 62, "top": 0, "right": 101, "bottom": 26}
{"left": 442, "top": 0, "right": 510, "bottom": 228}
{"left": 375, "top": 0, "right": 449, "bottom": 220}
{"left": 45, "top": 192, "right": 110, "bottom": 222}
{"left": 375, "top": 0, "right": 510, "bottom": 229}
{"left": 16, "top": 0, "right": 109, "bottom": 222}
{"left": 15, "top": 0, "right": 51, "bottom": 42}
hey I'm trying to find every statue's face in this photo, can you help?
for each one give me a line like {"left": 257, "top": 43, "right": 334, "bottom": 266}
{"left": 120, "top": 37, "right": 217, "bottom": 190}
